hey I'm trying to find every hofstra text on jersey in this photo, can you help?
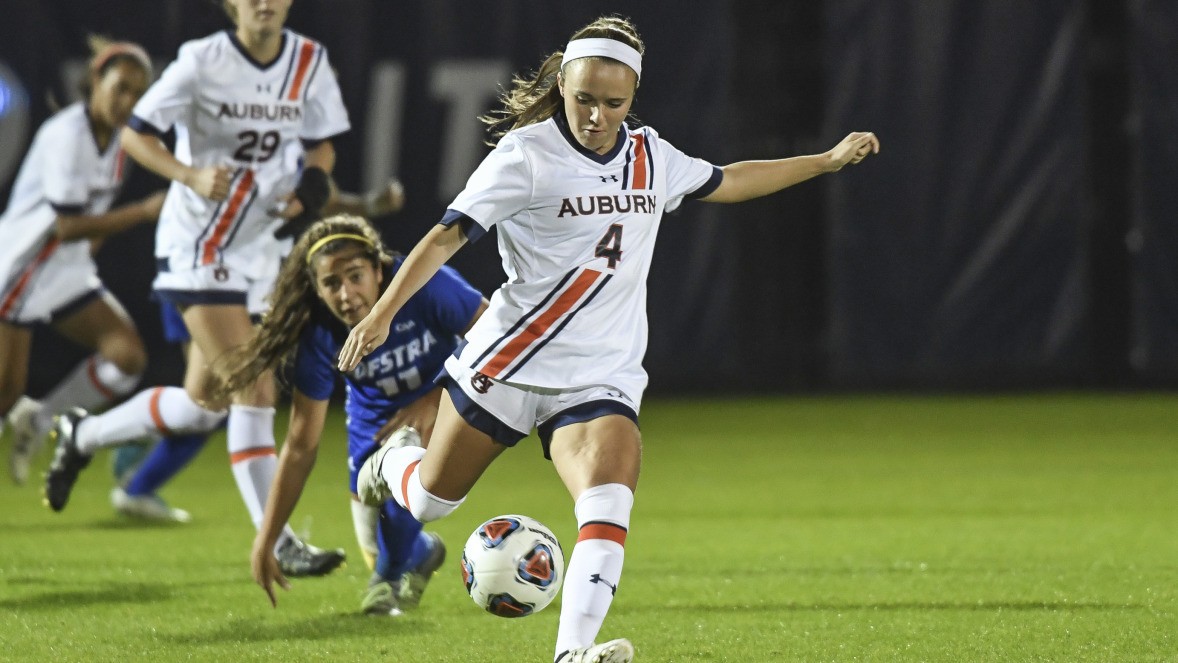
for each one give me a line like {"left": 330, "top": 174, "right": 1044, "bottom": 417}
{"left": 557, "top": 194, "right": 657, "bottom": 217}
{"left": 216, "top": 102, "right": 303, "bottom": 122}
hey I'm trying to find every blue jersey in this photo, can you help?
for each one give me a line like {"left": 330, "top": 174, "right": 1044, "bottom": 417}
{"left": 293, "top": 261, "right": 482, "bottom": 479}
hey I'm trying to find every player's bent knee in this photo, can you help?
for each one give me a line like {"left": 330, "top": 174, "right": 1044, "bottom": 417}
{"left": 405, "top": 465, "right": 465, "bottom": 523}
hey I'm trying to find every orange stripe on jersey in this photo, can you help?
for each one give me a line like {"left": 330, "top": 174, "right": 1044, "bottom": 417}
{"left": 148, "top": 387, "right": 173, "bottom": 436}
{"left": 199, "top": 169, "right": 255, "bottom": 265}
{"left": 0, "top": 237, "right": 60, "bottom": 318}
{"left": 86, "top": 356, "right": 115, "bottom": 400}
{"left": 631, "top": 133, "right": 648, "bottom": 189}
{"left": 401, "top": 459, "right": 421, "bottom": 512}
{"left": 114, "top": 149, "right": 126, "bottom": 183}
{"left": 230, "top": 447, "right": 276, "bottom": 464}
{"left": 480, "top": 269, "right": 603, "bottom": 378}
{"left": 578, "top": 522, "right": 627, "bottom": 546}
{"left": 286, "top": 41, "right": 317, "bottom": 101}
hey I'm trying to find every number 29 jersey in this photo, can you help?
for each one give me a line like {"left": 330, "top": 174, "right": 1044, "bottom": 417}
{"left": 128, "top": 29, "right": 350, "bottom": 273}
{"left": 444, "top": 114, "right": 722, "bottom": 404}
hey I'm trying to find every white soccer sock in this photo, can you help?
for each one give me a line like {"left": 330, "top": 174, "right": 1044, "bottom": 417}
{"left": 351, "top": 500, "right": 380, "bottom": 571}
{"left": 226, "top": 404, "right": 282, "bottom": 530}
{"left": 76, "top": 386, "right": 225, "bottom": 454}
{"left": 35, "top": 355, "right": 141, "bottom": 437}
{"left": 378, "top": 445, "right": 463, "bottom": 522}
{"left": 554, "top": 483, "right": 634, "bottom": 658}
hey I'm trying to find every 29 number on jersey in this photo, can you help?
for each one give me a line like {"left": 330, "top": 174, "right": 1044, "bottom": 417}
{"left": 234, "top": 130, "right": 280, "bottom": 162}
{"left": 595, "top": 224, "right": 624, "bottom": 269}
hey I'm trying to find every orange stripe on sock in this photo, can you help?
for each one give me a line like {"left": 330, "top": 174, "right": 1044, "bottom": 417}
{"left": 230, "top": 447, "right": 276, "bottom": 464}
{"left": 148, "top": 387, "right": 174, "bottom": 436}
{"left": 578, "top": 522, "right": 627, "bottom": 546}
{"left": 400, "top": 459, "right": 421, "bottom": 512}
{"left": 86, "top": 356, "right": 115, "bottom": 400}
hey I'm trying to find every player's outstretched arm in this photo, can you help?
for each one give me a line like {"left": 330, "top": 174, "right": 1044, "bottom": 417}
{"left": 702, "top": 131, "right": 880, "bottom": 203}
{"left": 55, "top": 190, "right": 165, "bottom": 241}
{"left": 337, "top": 222, "right": 468, "bottom": 372}
{"left": 251, "top": 391, "right": 329, "bottom": 607}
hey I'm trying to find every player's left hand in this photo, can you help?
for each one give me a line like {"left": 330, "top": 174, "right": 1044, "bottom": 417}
{"left": 251, "top": 534, "right": 290, "bottom": 608}
{"left": 826, "top": 132, "right": 880, "bottom": 171}
{"left": 374, "top": 387, "right": 442, "bottom": 445}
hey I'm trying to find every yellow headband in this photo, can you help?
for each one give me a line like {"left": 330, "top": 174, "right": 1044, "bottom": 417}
{"left": 305, "top": 233, "right": 375, "bottom": 265}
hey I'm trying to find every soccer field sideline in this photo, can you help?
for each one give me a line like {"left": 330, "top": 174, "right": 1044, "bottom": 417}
{"left": 1, "top": 393, "right": 1175, "bottom": 661}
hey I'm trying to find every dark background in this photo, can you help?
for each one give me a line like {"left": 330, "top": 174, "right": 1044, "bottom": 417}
{"left": 0, "top": 0, "right": 1172, "bottom": 397}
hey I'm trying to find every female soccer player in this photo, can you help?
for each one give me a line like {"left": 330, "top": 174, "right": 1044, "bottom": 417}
{"left": 332, "top": 15, "right": 880, "bottom": 663}
{"left": 43, "top": 0, "right": 353, "bottom": 577}
{"left": 0, "top": 38, "right": 161, "bottom": 486}
{"left": 214, "top": 214, "right": 486, "bottom": 614}
{"left": 108, "top": 177, "right": 407, "bottom": 524}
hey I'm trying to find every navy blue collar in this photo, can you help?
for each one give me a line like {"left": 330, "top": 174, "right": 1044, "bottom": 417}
{"left": 226, "top": 29, "right": 288, "bottom": 71}
{"left": 82, "top": 104, "right": 118, "bottom": 156}
{"left": 553, "top": 112, "right": 628, "bottom": 165}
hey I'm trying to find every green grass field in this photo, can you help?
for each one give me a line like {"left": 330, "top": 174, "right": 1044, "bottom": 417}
{"left": 2, "top": 393, "right": 1176, "bottom": 661}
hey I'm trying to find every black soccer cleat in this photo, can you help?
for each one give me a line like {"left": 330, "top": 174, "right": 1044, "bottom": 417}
{"left": 275, "top": 537, "right": 347, "bottom": 577}
{"left": 42, "top": 408, "right": 93, "bottom": 512}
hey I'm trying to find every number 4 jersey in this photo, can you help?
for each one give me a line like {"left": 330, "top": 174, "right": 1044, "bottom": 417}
{"left": 442, "top": 113, "right": 722, "bottom": 406}
{"left": 128, "top": 29, "right": 350, "bottom": 275}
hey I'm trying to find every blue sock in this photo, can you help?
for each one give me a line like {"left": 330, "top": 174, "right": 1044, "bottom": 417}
{"left": 123, "top": 434, "right": 208, "bottom": 496}
{"left": 374, "top": 500, "right": 428, "bottom": 581}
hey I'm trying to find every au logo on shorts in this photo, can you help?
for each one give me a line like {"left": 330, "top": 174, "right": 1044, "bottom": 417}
{"left": 213, "top": 266, "right": 229, "bottom": 282}
{"left": 471, "top": 372, "right": 493, "bottom": 394}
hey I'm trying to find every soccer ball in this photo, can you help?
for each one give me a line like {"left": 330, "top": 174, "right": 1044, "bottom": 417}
{"left": 461, "top": 514, "right": 565, "bottom": 618}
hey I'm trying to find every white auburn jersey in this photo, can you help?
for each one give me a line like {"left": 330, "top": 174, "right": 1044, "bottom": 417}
{"left": 129, "top": 29, "right": 349, "bottom": 276}
{"left": 445, "top": 114, "right": 722, "bottom": 403}
{"left": 0, "top": 103, "right": 126, "bottom": 316}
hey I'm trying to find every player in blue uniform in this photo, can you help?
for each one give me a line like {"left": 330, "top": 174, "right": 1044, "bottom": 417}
{"left": 212, "top": 214, "right": 486, "bottom": 614}
{"left": 109, "top": 179, "right": 407, "bottom": 524}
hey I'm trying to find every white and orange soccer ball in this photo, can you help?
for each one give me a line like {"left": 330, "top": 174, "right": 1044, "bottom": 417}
{"left": 461, "top": 514, "right": 565, "bottom": 618}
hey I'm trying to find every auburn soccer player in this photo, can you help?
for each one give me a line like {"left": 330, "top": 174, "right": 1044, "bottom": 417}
{"left": 43, "top": 0, "right": 351, "bottom": 578}
{"left": 336, "top": 14, "right": 879, "bottom": 663}
{"left": 1, "top": 39, "right": 160, "bottom": 486}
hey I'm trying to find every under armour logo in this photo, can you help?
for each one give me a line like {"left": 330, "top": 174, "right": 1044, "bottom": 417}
{"left": 600, "top": 175, "right": 619, "bottom": 183}
{"left": 589, "top": 574, "right": 617, "bottom": 595}
{"left": 256, "top": 84, "right": 272, "bottom": 93}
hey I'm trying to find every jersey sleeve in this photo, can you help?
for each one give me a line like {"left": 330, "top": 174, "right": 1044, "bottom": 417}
{"left": 300, "top": 47, "right": 351, "bottom": 142}
{"left": 652, "top": 130, "right": 722, "bottom": 214}
{"left": 291, "top": 324, "right": 338, "bottom": 401}
{"left": 446, "top": 135, "right": 533, "bottom": 233}
{"left": 418, "top": 265, "right": 484, "bottom": 336}
{"left": 40, "top": 119, "right": 90, "bottom": 209}
{"left": 129, "top": 43, "right": 199, "bottom": 136}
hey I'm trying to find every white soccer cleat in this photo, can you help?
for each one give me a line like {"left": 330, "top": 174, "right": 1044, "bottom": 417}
{"left": 7, "top": 396, "right": 46, "bottom": 485}
{"left": 558, "top": 639, "right": 635, "bottom": 663}
{"left": 378, "top": 425, "right": 422, "bottom": 449}
{"left": 357, "top": 426, "right": 422, "bottom": 507}
{"left": 110, "top": 487, "right": 192, "bottom": 523}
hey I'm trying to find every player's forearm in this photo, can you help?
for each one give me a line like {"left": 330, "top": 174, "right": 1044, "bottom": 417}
{"left": 120, "top": 127, "right": 195, "bottom": 186}
{"left": 371, "top": 223, "right": 466, "bottom": 323}
{"left": 303, "top": 141, "right": 336, "bottom": 174}
{"left": 258, "top": 441, "right": 316, "bottom": 548}
{"left": 705, "top": 155, "right": 835, "bottom": 203}
{"left": 54, "top": 200, "right": 154, "bottom": 241}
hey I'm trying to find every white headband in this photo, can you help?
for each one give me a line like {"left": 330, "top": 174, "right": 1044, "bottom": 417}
{"left": 560, "top": 38, "right": 642, "bottom": 80}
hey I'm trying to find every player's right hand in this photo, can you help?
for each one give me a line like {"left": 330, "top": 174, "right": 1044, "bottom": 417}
{"left": 251, "top": 533, "right": 290, "bottom": 608}
{"left": 186, "top": 164, "right": 235, "bottom": 201}
{"left": 338, "top": 309, "right": 392, "bottom": 372}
